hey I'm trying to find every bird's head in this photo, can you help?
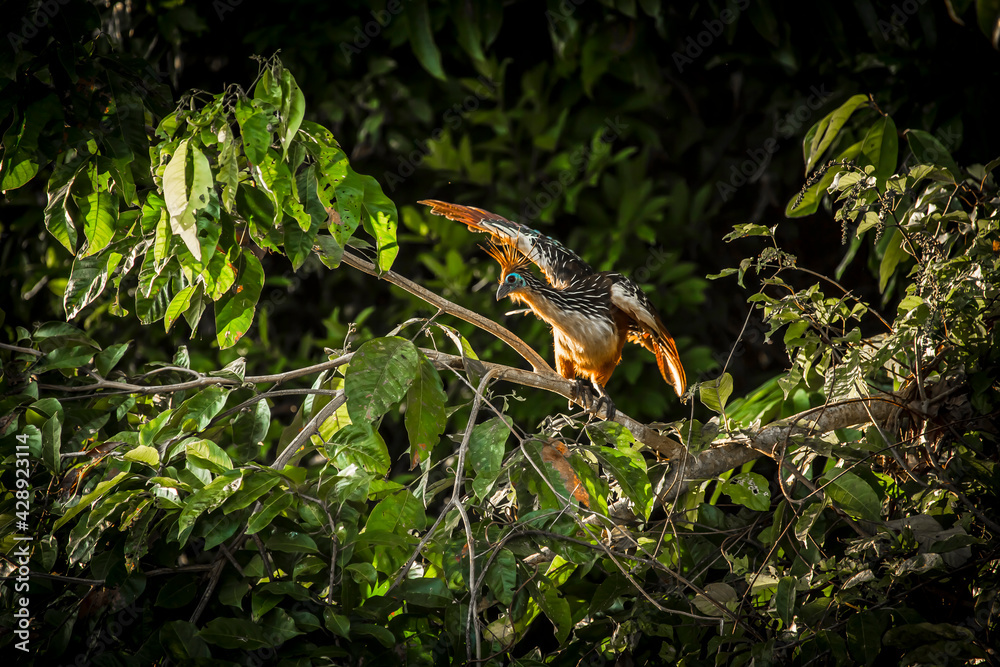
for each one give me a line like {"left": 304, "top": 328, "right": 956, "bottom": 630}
{"left": 496, "top": 271, "right": 528, "bottom": 300}
{"left": 482, "top": 240, "right": 532, "bottom": 301}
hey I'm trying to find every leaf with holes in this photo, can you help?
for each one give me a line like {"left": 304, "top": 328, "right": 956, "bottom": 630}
{"left": 722, "top": 472, "right": 770, "bottom": 511}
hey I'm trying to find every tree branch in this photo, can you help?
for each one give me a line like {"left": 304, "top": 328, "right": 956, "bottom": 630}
{"left": 341, "top": 249, "right": 553, "bottom": 374}
{"left": 650, "top": 395, "right": 904, "bottom": 507}
{"left": 420, "top": 349, "right": 689, "bottom": 461}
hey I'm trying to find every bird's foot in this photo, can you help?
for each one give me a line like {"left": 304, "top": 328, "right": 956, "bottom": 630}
{"left": 571, "top": 379, "right": 616, "bottom": 421}
{"left": 593, "top": 393, "right": 616, "bottom": 421}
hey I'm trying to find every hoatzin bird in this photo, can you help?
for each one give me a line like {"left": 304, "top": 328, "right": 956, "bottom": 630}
{"left": 419, "top": 199, "right": 686, "bottom": 418}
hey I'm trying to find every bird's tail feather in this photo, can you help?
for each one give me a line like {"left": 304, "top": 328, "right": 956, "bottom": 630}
{"left": 418, "top": 199, "right": 501, "bottom": 236}
{"left": 653, "top": 332, "right": 686, "bottom": 398}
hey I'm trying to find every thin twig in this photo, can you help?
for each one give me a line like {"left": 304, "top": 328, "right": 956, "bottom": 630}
{"left": 0, "top": 342, "right": 43, "bottom": 356}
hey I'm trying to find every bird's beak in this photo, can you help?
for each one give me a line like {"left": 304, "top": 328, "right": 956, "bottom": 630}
{"left": 496, "top": 283, "right": 512, "bottom": 301}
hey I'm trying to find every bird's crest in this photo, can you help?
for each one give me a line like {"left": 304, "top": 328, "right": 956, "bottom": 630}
{"left": 482, "top": 240, "right": 530, "bottom": 276}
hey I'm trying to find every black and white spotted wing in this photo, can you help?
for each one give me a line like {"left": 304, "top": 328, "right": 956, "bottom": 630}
{"left": 608, "top": 274, "right": 687, "bottom": 396}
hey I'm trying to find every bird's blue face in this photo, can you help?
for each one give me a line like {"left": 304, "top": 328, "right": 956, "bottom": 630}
{"left": 496, "top": 272, "right": 526, "bottom": 300}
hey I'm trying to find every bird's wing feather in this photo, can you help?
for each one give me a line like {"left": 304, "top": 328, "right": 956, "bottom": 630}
{"left": 610, "top": 277, "right": 686, "bottom": 397}
{"left": 418, "top": 199, "right": 594, "bottom": 288}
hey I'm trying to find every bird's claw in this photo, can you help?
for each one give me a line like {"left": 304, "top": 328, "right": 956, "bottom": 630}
{"left": 571, "top": 379, "right": 616, "bottom": 420}
{"left": 593, "top": 394, "right": 616, "bottom": 421}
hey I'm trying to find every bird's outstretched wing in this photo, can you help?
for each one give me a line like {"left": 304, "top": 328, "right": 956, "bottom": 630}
{"left": 609, "top": 276, "right": 686, "bottom": 397}
{"left": 418, "top": 199, "right": 594, "bottom": 289}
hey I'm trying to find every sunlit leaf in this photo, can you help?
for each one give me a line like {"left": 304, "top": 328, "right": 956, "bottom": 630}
{"left": 345, "top": 337, "right": 419, "bottom": 423}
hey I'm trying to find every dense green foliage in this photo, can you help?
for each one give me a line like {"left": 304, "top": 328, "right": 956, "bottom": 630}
{"left": 2, "top": 1, "right": 999, "bottom": 665}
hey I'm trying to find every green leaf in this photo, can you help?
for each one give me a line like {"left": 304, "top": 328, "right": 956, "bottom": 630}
{"left": 161, "top": 620, "right": 212, "bottom": 659}
{"left": 124, "top": 444, "right": 160, "bottom": 467}
{"left": 803, "top": 94, "right": 869, "bottom": 174}
{"left": 215, "top": 253, "right": 264, "bottom": 349}
{"left": 324, "top": 610, "right": 351, "bottom": 639}
{"left": 693, "top": 582, "right": 738, "bottom": 616}
{"left": 407, "top": 0, "right": 446, "bottom": 80}
{"left": 361, "top": 176, "right": 399, "bottom": 272}
{"left": 198, "top": 617, "right": 269, "bottom": 650}
{"left": 365, "top": 490, "right": 427, "bottom": 533}
{"left": 787, "top": 140, "right": 863, "bottom": 217}
{"left": 32, "top": 345, "right": 97, "bottom": 374}
{"left": 177, "top": 469, "right": 243, "bottom": 545}
{"left": 346, "top": 337, "right": 420, "bottom": 423}
{"left": 135, "top": 251, "right": 176, "bottom": 326}
{"left": 210, "top": 358, "right": 246, "bottom": 383}
{"left": 878, "top": 228, "right": 909, "bottom": 293}
{"left": 140, "top": 409, "right": 174, "bottom": 450}
{"left": 164, "top": 140, "right": 214, "bottom": 261}
{"left": 328, "top": 423, "right": 391, "bottom": 476}
{"left": 236, "top": 102, "right": 272, "bottom": 165}
{"left": 224, "top": 470, "right": 282, "bottom": 513}
{"left": 296, "top": 165, "right": 328, "bottom": 230}
{"left": 175, "top": 386, "right": 230, "bottom": 433}
{"left": 247, "top": 490, "right": 295, "bottom": 535}
{"left": 332, "top": 163, "right": 365, "bottom": 247}
{"left": 267, "top": 530, "right": 319, "bottom": 554}
{"left": 279, "top": 68, "right": 306, "bottom": 158}
{"left": 847, "top": 611, "right": 890, "bottom": 666}
{"left": 44, "top": 159, "right": 85, "bottom": 253}
{"left": 76, "top": 186, "right": 118, "bottom": 258}
{"left": 186, "top": 438, "right": 233, "bottom": 474}
{"left": 95, "top": 342, "right": 129, "bottom": 376}
{"left": 485, "top": 549, "right": 517, "bottom": 606}
{"left": 164, "top": 285, "right": 197, "bottom": 332}
{"left": 469, "top": 417, "right": 509, "bottom": 500}
{"left": 233, "top": 399, "right": 270, "bottom": 451}
{"left": 0, "top": 135, "right": 40, "bottom": 190}
{"left": 41, "top": 411, "right": 63, "bottom": 474}
{"left": 353, "top": 624, "right": 395, "bottom": 648}
{"left": 64, "top": 238, "right": 132, "bottom": 320}
{"left": 156, "top": 576, "right": 200, "bottom": 609}
{"left": 976, "top": 0, "right": 1000, "bottom": 42}
{"left": 405, "top": 355, "right": 447, "bottom": 469}
{"left": 794, "top": 501, "right": 825, "bottom": 543}
{"left": 860, "top": 115, "right": 898, "bottom": 185}
{"left": 536, "top": 587, "right": 572, "bottom": 644}
{"left": 775, "top": 576, "right": 796, "bottom": 626}
{"left": 53, "top": 471, "right": 130, "bottom": 530}
{"left": 217, "top": 126, "right": 240, "bottom": 213}
{"left": 398, "top": 577, "right": 453, "bottom": 608}
{"left": 283, "top": 213, "right": 317, "bottom": 271}
{"left": 700, "top": 372, "right": 734, "bottom": 414}
{"left": 722, "top": 472, "right": 770, "bottom": 511}
{"left": 454, "top": 4, "right": 486, "bottom": 62}
{"left": 904, "top": 129, "right": 961, "bottom": 181}
{"left": 820, "top": 468, "right": 881, "bottom": 521}
{"left": 591, "top": 441, "right": 653, "bottom": 520}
